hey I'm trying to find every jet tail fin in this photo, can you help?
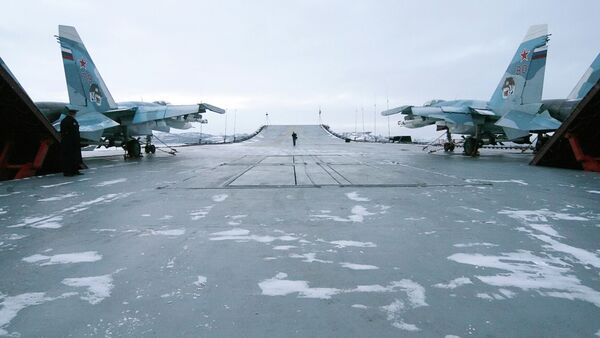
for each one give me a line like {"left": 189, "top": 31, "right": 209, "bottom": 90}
{"left": 489, "top": 25, "right": 549, "bottom": 112}
{"left": 566, "top": 52, "right": 600, "bottom": 101}
{"left": 57, "top": 25, "right": 117, "bottom": 112}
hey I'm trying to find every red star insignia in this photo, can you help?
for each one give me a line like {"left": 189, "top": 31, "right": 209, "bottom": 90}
{"left": 79, "top": 59, "right": 87, "bottom": 68}
{"left": 520, "top": 49, "right": 529, "bottom": 62}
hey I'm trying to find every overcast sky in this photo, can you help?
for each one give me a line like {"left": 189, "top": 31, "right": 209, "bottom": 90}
{"left": 2, "top": 0, "right": 598, "bottom": 139}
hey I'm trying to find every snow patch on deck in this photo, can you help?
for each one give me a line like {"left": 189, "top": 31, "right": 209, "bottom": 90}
{"left": 448, "top": 251, "right": 600, "bottom": 307}
{"left": 273, "top": 245, "right": 296, "bottom": 251}
{"left": 346, "top": 192, "right": 370, "bottom": 202}
{"left": 190, "top": 206, "right": 214, "bottom": 220}
{"left": 23, "top": 251, "right": 102, "bottom": 266}
{"left": 94, "top": 178, "right": 127, "bottom": 187}
{"left": 453, "top": 243, "right": 498, "bottom": 248}
{"left": 433, "top": 277, "right": 473, "bottom": 289}
{"left": 310, "top": 205, "right": 376, "bottom": 223}
{"left": 62, "top": 274, "right": 114, "bottom": 305}
{"left": 289, "top": 253, "right": 332, "bottom": 264}
{"left": 499, "top": 208, "right": 589, "bottom": 222}
{"left": 0, "top": 292, "right": 75, "bottom": 335}
{"left": 37, "top": 192, "right": 78, "bottom": 202}
{"left": 340, "top": 262, "right": 379, "bottom": 270}
{"left": 466, "top": 179, "right": 528, "bottom": 186}
{"left": 40, "top": 182, "right": 73, "bottom": 188}
{"left": 194, "top": 276, "right": 207, "bottom": 288}
{"left": 259, "top": 272, "right": 340, "bottom": 299}
{"left": 381, "top": 299, "right": 420, "bottom": 331}
{"left": 9, "top": 215, "right": 63, "bottom": 229}
{"left": 212, "top": 194, "right": 228, "bottom": 202}
{"left": 531, "top": 234, "right": 600, "bottom": 268}
{"left": 148, "top": 229, "right": 186, "bottom": 236}
{"left": 62, "top": 193, "right": 133, "bottom": 214}
{"left": 209, "top": 228, "right": 298, "bottom": 244}
{"left": 0, "top": 234, "right": 27, "bottom": 241}
{"left": 9, "top": 193, "right": 132, "bottom": 229}
{"left": 330, "top": 240, "right": 376, "bottom": 248}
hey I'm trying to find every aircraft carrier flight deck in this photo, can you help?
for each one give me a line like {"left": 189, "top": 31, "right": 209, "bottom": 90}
{"left": 1, "top": 125, "right": 599, "bottom": 337}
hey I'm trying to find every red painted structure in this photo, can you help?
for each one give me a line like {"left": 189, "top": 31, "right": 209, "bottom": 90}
{"left": 0, "top": 58, "right": 62, "bottom": 180}
{"left": 531, "top": 78, "right": 600, "bottom": 172}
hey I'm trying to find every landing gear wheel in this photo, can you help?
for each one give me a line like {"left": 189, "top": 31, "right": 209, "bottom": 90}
{"left": 144, "top": 145, "right": 156, "bottom": 154}
{"left": 443, "top": 142, "right": 455, "bottom": 152}
{"left": 463, "top": 137, "right": 479, "bottom": 157}
{"left": 126, "top": 140, "right": 141, "bottom": 158}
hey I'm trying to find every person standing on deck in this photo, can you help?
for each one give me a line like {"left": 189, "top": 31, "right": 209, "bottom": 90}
{"left": 60, "top": 108, "right": 84, "bottom": 176}
{"left": 292, "top": 131, "right": 298, "bottom": 147}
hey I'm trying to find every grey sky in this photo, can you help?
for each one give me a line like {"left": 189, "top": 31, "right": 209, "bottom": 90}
{"left": 2, "top": 0, "right": 598, "bottom": 138}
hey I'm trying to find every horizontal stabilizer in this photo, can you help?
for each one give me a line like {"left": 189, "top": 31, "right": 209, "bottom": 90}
{"left": 495, "top": 110, "right": 561, "bottom": 132}
{"left": 381, "top": 105, "right": 412, "bottom": 116}
{"left": 199, "top": 103, "right": 226, "bottom": 114}
{"left": 53, "top": 112, "right": 119, "bottom": 134}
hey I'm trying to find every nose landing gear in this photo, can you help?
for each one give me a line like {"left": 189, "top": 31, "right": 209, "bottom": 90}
{"left": 144, "top": 144, "right": 156, "bottom": 154}
{"left": 443, "top": 130, "right": 455, "bottom": 152}
{"left": 144, "top": 136, "right": 156, "bottom": 154}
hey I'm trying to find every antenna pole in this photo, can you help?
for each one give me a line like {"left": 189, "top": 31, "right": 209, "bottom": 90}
{"left": 387, "top": 97, "right": 391, "bottom": 139}
{"left": 373, "top": 101, "right": 377, "bottom": 140}
{"left": 233, "top": 109, "right": 237, "bottom": 143}
{"left": 224, "top": 109, "right": 228, "bottom": 143}
{"left": 361, "top": 106, "right": 365, "bottom": 135}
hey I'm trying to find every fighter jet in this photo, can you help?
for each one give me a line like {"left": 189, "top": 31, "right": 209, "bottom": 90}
{"left": 382, "top": 25, "right": 563, "bottom": 156}
{"left": 37, "top": 25, "right": 225, "bottom": 158}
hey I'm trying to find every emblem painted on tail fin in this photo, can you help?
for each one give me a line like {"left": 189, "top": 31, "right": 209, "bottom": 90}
{"left": 502, "top": 77, "right": 515, "bottom": 99}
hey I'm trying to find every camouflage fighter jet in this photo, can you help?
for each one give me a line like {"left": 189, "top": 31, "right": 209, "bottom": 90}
{"left": 382, "top": 25, "right": 597, "bottom": 156}
{"left": 37, "top": 25, "right": 225, "bottom": 158}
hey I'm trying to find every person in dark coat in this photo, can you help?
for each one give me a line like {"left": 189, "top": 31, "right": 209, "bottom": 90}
{"left": 60, "top": 108, "right": 84, "bottom": 176}
{"left": 292, "top": 131, "right": 298, "bottom": 147}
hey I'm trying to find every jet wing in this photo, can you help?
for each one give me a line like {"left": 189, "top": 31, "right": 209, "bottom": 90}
{"left": 381, "top": 105, "right": 413, "bottom": 116}
{"left": 164, "top": 103, "right": 225, "bottom": 118}
{"left": 163, "top": 105, "right": 204, "bottom": 119}
{"left": 132, "top": 103, "right": 226, "bottom": 124}
{"left": 382, "top": 105, "right": 484, "bottom": 117}
{"left": 199, "top": 103, "right": 226, "bottom": 114}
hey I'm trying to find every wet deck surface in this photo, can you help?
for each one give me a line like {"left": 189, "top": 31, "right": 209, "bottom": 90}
{"left": 1, "top": 125, "right": 599, "bottom": 337}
